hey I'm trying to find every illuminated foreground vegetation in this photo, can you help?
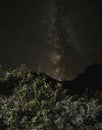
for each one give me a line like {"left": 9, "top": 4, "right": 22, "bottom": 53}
{"left": 0, "top": 65, "right": 102, "bottom": 130}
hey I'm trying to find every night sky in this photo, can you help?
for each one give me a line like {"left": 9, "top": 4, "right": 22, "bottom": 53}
{"left": 0, "top": 0, "right": 102, "bottom": 80}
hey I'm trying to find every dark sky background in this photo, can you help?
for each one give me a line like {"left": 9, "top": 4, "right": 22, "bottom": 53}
{"left": 0, "top": 0, "right": 102, "bottom": 80}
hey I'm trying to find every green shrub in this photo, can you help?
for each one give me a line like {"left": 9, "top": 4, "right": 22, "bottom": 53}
{"left": 0, "top": 66, "right": 102, "bottom": 130}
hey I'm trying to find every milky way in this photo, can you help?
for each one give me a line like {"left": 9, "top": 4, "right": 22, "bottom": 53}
{"left": 47, "top": 0, "right": 65, "bottom": 80}
{"left": 0, "top": 0, "right": 102, "bottom": 80}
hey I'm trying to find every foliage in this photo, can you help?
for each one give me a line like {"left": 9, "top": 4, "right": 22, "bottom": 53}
{"left": 0, "top": 66, "right": 102, "bottom": 130}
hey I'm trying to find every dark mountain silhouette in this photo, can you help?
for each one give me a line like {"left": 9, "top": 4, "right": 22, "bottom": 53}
{"left": 74, "top": 62, "right": 102, "bottom": 89}
{"left": 61, "top": 63, "right": 102, "bottom": 95}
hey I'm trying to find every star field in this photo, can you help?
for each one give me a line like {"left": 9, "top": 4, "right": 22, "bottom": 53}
{"left": 0, "top": 0, "right": 102, "bottom": 80}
